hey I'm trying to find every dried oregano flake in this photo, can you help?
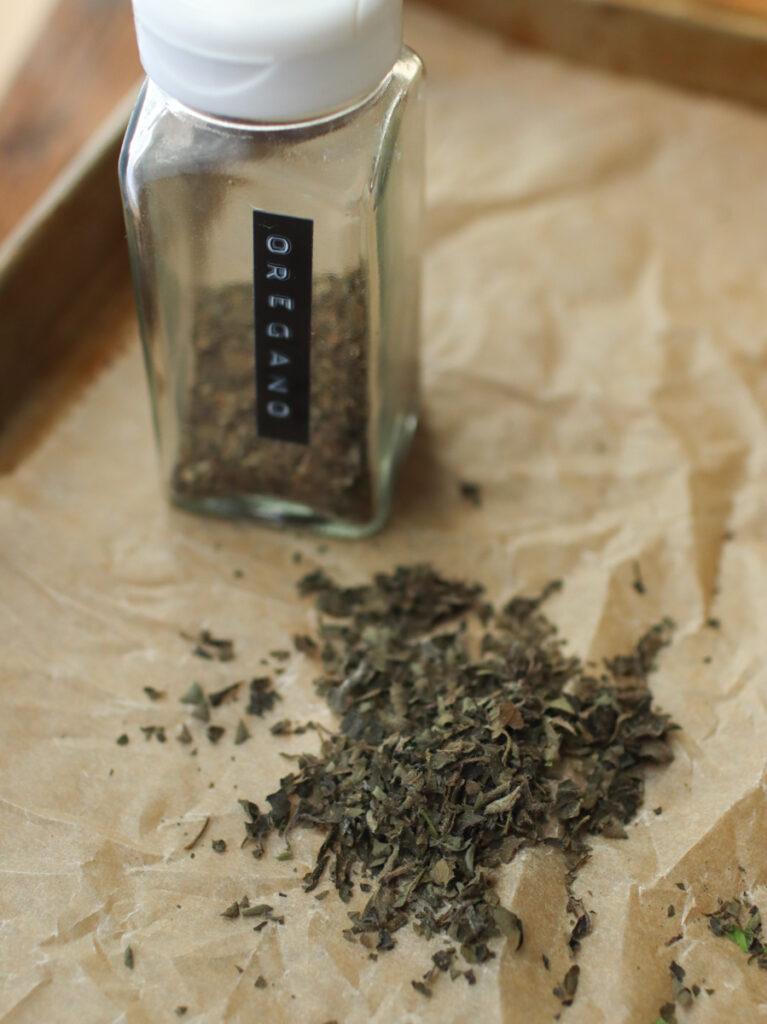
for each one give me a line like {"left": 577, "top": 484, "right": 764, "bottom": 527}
{"left": 707, "top": 895, "right": 767, "bottom": 969}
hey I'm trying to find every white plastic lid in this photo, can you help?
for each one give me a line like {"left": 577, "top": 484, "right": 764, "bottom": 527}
{"left": 130, "top": 0, "right": 403, "bottom": 123}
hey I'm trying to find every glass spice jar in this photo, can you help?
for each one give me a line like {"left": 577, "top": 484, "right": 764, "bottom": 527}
{"left": 119, "top": 0, "right": 424, "bottom": 538}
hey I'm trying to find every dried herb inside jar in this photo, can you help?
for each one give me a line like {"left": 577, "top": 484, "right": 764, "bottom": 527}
{"left": 173, "top": 271, "right": 372, "bottom": 522}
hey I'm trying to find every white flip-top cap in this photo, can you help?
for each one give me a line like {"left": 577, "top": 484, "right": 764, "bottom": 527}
{"left": 131, "top": 0, "right": 403, "bottom": 123}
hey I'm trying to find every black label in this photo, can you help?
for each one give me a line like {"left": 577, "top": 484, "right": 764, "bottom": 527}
{"left": 253, "top": 209, "right": 313, "bottom": 444}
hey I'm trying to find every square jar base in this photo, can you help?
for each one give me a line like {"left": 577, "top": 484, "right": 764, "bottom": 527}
{"left": 167, "top": 412, "right": 417, "bottom": 539}
{"left": 169, "top": 491, "right": 392, "bottom": 539}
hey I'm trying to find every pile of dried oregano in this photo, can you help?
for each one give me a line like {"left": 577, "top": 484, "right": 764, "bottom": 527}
{"left": 239, "top": 564, "right": 678, "bottom": 996}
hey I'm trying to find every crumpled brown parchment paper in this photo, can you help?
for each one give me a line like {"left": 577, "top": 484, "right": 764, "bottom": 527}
{"left": 2, "top": 6, "right": 767, "bottom": 1022}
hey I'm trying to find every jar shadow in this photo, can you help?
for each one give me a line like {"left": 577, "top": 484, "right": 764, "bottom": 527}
{"left": 390, "top": 417, "right": 450, "bottom": 525}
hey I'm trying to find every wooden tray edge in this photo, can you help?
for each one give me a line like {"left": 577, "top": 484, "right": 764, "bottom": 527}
{"left": 421, "top": 0, "right": 767, "bottom": 109}
{"left": 0, "top": 92, "right": 136, "bottom": 442}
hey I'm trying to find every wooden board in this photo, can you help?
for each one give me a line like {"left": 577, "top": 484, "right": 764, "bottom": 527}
{"left": 642, "top": 0, "right": 767, "bottom": 24}
{"left": 626, "top": 0, "right": 767, "bottom": 29}
{"left": 0, "top": 1, "right": 59, "bottom": 99}
{"left": 0, "top": 0, "right": 140, "bottom": 441}
{"left": 422, "top": 0, "right": 767, "bottom": 108}
{"left": 0, "top": 0, "right": 139, "bottom": 244}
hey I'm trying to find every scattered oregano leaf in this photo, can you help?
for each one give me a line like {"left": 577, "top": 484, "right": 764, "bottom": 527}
{"left": 247, "top": 677, "right": 281, "bottom": 717}
{"left": 186, "top": 629, "right": 236, "bottom": 662}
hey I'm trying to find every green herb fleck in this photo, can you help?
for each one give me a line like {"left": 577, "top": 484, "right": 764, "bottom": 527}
{"left": 234, "top": 719, "right": 251, "bottom": 745}
{"left": 180, "top": 682, "right": 205, "bottom": 706}
{"left": 728, "top": 927, "right": 750, "bottom": 953}
{"left": 176, "top": 724, "right": 193, "bottom": 745}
